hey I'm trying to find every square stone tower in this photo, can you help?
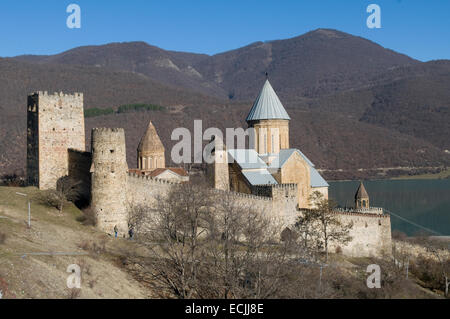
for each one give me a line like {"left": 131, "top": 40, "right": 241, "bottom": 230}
{"left": 27, "top": 91, "right": 85, "bottom": 189}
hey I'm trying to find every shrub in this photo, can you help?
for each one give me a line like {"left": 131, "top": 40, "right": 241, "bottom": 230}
{"left": 84, "top": 107, "right": 114, "bottom": 118}
{"left": 0, "top": 173, "right": 25, "bottom": 187}
{"left": 117, "top": 103, "right": 165, "bottom": 113}
{"left": 77, "top": 207, "right": 97, "bottom": 226}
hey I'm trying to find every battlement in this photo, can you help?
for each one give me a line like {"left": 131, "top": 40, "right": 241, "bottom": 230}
{"left": 92, "top": 127, "right": 125, "bottom": 134}
{"left": 252, "top": 183, "right": 298, "bottom": 199}
{"left": 212, "top": 188, "right": 273, "bottom": 202}
{"left": 33, "top": 91, "right": 83, "bottom": 98}
{"left": 127, "top": 172, "right": 180, "bottom": 185}
{"left": 269, "top": 183, "right": 297, "bottom": 190}
{"left": 334, "top": 207, "right": 384, "bottom": 215}
{"left": 300, "top": 207, "right": 389, "bottom": 218}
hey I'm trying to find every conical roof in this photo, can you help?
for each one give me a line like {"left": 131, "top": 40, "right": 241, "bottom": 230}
{"left": 355, "top": 181, "right": 369, "bottom": 199}
{"left": 138, "top": 121, "right": 165, "bottom": 153}
{"left": 246, "top": 79, "right": 290, "bottom": 122}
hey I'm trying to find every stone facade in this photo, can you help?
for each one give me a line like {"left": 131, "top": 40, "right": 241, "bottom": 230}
{"left": 27, "top": 91, "right": 85, "bottom": 189}
{"left": 248, "top": 119, "right": 289, "bottom": 154}
{"left": 334, "top": 211, "right": 392, "bottom": 257}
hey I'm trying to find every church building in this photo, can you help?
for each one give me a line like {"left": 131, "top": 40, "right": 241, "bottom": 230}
{"left": 211, "top": 79, "right": 329, "bottom": 208}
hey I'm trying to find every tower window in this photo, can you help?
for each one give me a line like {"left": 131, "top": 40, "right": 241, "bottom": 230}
{"left": 271, "top": 135, "right": 274, "bottom": 153}
{"left": 264, "top": 134, "right": 267, "bottom": 154}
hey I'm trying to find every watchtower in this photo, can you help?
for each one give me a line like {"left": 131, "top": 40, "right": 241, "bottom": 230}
{"left": 26, "top": 91, "right": 85, "bottom": 189}
{"left": 90, "top": 128, "right": 128, "bottom": 237}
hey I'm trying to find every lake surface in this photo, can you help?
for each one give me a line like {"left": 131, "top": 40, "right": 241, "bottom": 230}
{"left": 329, "top": 179, "right": 450, "bottom": 236}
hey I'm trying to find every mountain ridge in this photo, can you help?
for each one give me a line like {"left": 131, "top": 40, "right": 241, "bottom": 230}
{"left": 1, "top": 28, "right": 449, "bottom": 179}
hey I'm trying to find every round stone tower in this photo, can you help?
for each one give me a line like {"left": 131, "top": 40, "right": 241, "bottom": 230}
{"left": 90, "top": 128, "right": 129, "bottom": 237}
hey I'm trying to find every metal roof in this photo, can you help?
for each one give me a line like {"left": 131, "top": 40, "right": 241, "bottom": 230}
{"left": 228, "top": 148, "right": 328, "bottom": 188}
{"left": 269, "top": 149, "right": 315, "bottom": 169}
{"left": 246, "top": 80, "right": 291, "bottom": 122}
{"left": 310, "top": 167, "right": 329, "bottom": 188}
{"left": 242, "top": 170, "right": 278, "bottom": 186}
{"left": 228, "top": 149, "right": 267, "bottom": 169}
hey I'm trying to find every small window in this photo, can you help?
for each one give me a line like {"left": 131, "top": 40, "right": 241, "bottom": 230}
{"left": 110, "top": 149, "right": 114, "bottom": 153}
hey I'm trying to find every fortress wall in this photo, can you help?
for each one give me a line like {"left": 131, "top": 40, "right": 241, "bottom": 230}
{"left": 27, "top": 92, "right": 85, "bottom": 190}
{"left": 252, "top": 184, "right": 299, "bottom": 227}
{"left": 68, "top": 149, "right": 92, "bottom": 201}
{"left": 126, "top": 173, "right": 173, "bottom": 209}
{"left": 212, "top": 188, "right": 290, "bottom": 230}
{"left": 333, "top": 212, "right": 392, "bottom": 257}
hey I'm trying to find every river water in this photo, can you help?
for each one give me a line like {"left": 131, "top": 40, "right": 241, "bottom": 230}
{"left": 329, "top": 179, "right": 450, "bottom": 236}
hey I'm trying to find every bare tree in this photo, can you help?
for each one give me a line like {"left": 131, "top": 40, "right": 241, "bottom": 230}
{"left": 302, "top": 191, "right": 353, "bottom": 262}
{"left": 39, "top": 176, "right": 82, "bottom": 213}
{"left": 130, "top": 181, "right": 311, "bottom": 299}
{"left": 421, "top": 239, "right": 450, "bottom": 297}
{"left": 205, "top": 192, "right": 299, "bottom": 299}
{"left": 133, "top": 181, "right": 213, "bottom": 299}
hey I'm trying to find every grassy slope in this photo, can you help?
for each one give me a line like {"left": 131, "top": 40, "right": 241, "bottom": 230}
{"left": 0, "top": 186, "right": 151, "bottom": 299}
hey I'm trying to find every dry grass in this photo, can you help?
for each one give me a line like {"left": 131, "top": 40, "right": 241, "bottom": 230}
{"left": 0, "top": 186, "right": 150, "bottom": 299}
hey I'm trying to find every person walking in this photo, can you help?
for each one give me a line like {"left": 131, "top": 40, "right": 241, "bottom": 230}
{"left": 114, "top": 225, "right": 118, "bottom": 238}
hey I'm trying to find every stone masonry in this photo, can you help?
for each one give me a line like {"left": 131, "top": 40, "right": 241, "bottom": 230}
{"left": 27, "top": 91, "right": 85, "bottom": 189}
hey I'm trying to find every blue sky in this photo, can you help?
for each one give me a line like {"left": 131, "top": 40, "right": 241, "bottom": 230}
{"left": 0, "top": 0, "right": 449, "bottom": 61}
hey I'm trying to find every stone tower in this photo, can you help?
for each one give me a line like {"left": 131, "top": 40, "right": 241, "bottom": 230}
{"left": 208, "top": 136, "right": 230, "bottom": 191}
{"left": 355, "top": 181, "right": 370, "bottom": 209}
{"left": 246, "top": 80, "right": 290, "bottom": 156}
{"left": 90, "top": 128, "right": 128, "bottom": 237}
{"left": 137, "top": 121, "right": 165, "bottom": 170}
{"left": 27, "top": 91, "right": 85, "bottom": 189}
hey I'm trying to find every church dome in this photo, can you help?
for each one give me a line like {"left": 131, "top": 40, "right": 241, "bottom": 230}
{"left": 138, "top": 121, "right": 165, "bottom": 154}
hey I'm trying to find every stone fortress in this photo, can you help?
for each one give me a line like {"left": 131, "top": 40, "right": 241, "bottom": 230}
{"left": 26, "top": 79, "right": 392, "bottom": 258}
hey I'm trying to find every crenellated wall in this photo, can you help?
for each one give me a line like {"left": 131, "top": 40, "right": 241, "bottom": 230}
{"left": 332, "top": 211, "right": 391, "bottom": 257}
{"left": 126, "top": 172, "right": 174, "bottom": 209}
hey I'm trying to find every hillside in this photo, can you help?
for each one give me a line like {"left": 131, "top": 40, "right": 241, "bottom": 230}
{"left": 0, "top": 186, "right": 445, "bottom": 299}
{"left": 1, "top": 29, "right": 449, "bottom": 178}
{"left": 0, "top": 186, "right": 153, "bottom": 299}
